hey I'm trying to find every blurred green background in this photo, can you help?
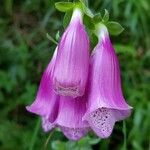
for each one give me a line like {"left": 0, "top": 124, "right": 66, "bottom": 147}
{"left": 0, "top": 0, "right": 150, "bottom": 149}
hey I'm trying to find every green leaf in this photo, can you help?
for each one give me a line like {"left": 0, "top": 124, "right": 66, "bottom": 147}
{"left": 102, "top": 9, "right": 109, "bottom": 22}
{"left": 114, "top": 44, "right": 135, "bottom": 55}
{"left": 83, "top": 14, "right": 95, "bottom": 30}
{"left": 106, "top": 21, "right": 124, "bottom": 35}
{"left": 93, "top": 13, "right": 102, "bottom": 23}
{"left": 55, "top": 2, "right": 74, "bottom": 12}
{"left": 83, "top": 6, "right": 93, "bottom": 17}
{"left": 90, "top": 33, "right": 98, "bottom": 49}
{"left": 55, "top": 31, "right": 60, "bottom": 41}
{"left": 63, "top": 11, "right": 72, "bottom": 28}
{"left": 89, "top": 138, "right": 101, "bottom": 145}
{"left": 79, "top": 0, "right": 94, "bottom": 17}
{"left": 46, "top": 33, "right": 58, "bottom": 44}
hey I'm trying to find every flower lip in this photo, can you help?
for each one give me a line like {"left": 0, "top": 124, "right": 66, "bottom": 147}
{"left": 84, "top": 108, "right": 115, "bottom": 138}
{"left": 82, "top": 106, "right": 132, "bottom": 122}
{"left": 83, "top": 107, "right": 132, "bottom": 138}
{"left": 54, "top": 96, "right": 89, "bottom": 140}
{"left": 54, "top": 80, "right": 83, "bottom": 98}
{"left": 42, "top": 117, "right": 56, "bottom": 132}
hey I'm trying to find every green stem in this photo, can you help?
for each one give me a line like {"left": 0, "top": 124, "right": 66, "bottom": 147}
{"left": 44, "top": 131, "right": 54, "bottom": 150}
{"left": 84, "top": 0, "right": 89, "bottom": 6}
{"left": 46, "top": 33, "right": 58, "bottom": 45}
{"left": 123, "top": 121, "right": 127, "bottom": 150}
{"left": 29, "top": 118, "right": 41, "bottom": 150}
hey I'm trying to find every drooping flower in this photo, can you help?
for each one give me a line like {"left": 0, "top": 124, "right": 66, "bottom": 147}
{"left": 26, "top": 47, "right": 89, "bottom": 137}
{"left": 83, "top": 24, "right": 132, "bottom": 138}
{"left": 53, "top": 8, "right": 89, "bottom": 98}
{"left": 26, "top": 48, "right": 59, "bottom": 132}
{"left": 55, "top": 96, "right": 89, "bottom": 140}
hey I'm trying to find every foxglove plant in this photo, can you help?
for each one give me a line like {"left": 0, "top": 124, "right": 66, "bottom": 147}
{"left": 26, "top": 1, "right": 132, "bottom": 141}
{"left": 26, "top": 48, "right": 59, "bottom": 132}
{"left": 53, "top": 8, "right": 89, "bottom": 98}
{"left": 83, "top": 24, "right": 132, "bottom": 138}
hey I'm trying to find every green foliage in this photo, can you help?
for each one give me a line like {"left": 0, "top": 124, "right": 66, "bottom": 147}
{"left": 102, "top": 9, "right": 109, "bottom": 22}
{"left": 83, "top": 14, "right": 95, "bottom": 30}
{"left": 55, "top": 2, "right": 74, "bottom": 12}
{"left": 51, "top": 136, "right": 100, "bottom": 150}
{"left": 106, "top": 21, "right": 124, "bottom": 35}
{"left": 93, "top": 13, "right": 102, "bottom": 23}
{"left": 0, "top": 0, "right": 149, "bottom": 150}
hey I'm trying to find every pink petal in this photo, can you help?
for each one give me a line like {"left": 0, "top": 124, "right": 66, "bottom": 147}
{"left": 56, "top": 96, "right": 89, "bottom": 140}
{"left": 26, "top": 48, "right": 59, "bottom": 131}
{"left": 41, "top": 117, "right": 55, "bottom": 132}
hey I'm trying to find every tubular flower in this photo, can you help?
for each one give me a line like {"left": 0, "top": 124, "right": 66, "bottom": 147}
{"left": 83, "top": 24, "right": 132, "bottom": 138}
{"left": 55, "top": 96, "right": 89, "bottom": 140}
{"left": 53, "top": 8, "right": 89, "bottom": 98}
{"left": 26, "top": 48, "right": 59, "bottom": 132}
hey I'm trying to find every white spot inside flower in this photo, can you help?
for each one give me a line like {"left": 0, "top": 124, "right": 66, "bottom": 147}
{"left": 88, "top": 108, "right": 115, "bottom": 138}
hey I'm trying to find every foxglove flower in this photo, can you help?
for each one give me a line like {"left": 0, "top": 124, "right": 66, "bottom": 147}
{"left": 56, "top": 96, "right": 89, "bottom": 140}
{"left": 26, "top": 48, "right": 59, "bottom": 132}
{"left": 53, "top": 9, "right": 89, "bottom": 98}
{"left": 83, "top": 24, "right": 132, "bottom": 138}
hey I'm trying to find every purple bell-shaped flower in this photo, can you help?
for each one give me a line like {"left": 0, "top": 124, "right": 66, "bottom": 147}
{"left": 53, "top": 9, "right": 89, "bottom": 98}
{"left": 83, "top": 24, "right": 132, "bottom": 138}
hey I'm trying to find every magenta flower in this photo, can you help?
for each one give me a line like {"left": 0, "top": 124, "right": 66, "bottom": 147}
{"left": 26, "top": 48, "right": 89, "bottom": 138}
{"left": 55, "top": 96, "right": 89, "bottom": 140}
{"left": 26, "top": 48, "right": 59, "bottom": 132}
{"left": 83, "top": 24, "right": 132, "bottom": 138}
{"left": 53, "top": 9, "right": 89, "bottom": 98}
